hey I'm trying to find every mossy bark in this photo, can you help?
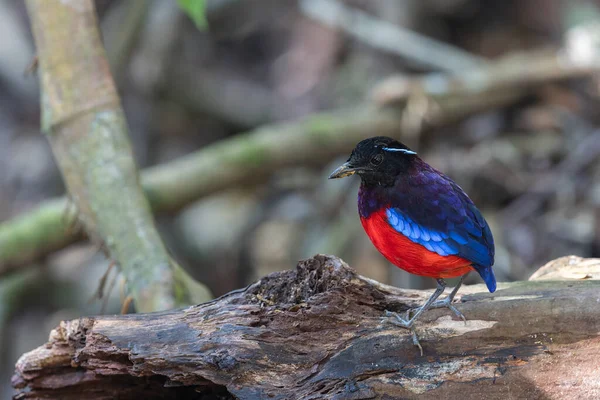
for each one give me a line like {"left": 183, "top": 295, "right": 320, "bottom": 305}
{"left": 0, "top": 199, "right": 77, "bottom": 273}
{"left": 25, "top": 0, "right": 209, "bottom": 312}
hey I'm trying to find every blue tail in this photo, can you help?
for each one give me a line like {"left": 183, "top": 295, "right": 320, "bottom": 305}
{"left": 474, "top": 265, "right": 496, "bottom": 293}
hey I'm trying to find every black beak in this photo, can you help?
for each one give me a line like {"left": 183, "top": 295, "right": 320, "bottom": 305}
{"left": 328, "top": 162, "right": 357, "bottom": 179}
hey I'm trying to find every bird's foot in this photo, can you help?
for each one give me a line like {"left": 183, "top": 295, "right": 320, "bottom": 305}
{"left": 382, "top": 310, "right": 423, "bottom": 356}
{"left": 406, "top": 297, "right": 466, "bottom": 324}
{"left": 430, "top": 296, "right": 467, "bottom": 323}
{"left": 431, "top": 296, "right": 466, "bottom": 323}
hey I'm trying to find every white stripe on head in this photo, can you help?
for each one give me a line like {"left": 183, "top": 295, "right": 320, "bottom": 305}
{"left": 382, "top": 147, "right": 417, "bottom": 155}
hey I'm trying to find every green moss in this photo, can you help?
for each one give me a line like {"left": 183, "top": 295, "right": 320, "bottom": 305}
{"left": 239, "top": 142, "right": 268, "bottom": 167}
{"left": 303, "top": 110, "right": 364, "bottom": 147}
{"left": 218, "top": 135, "right": 269, "bottom": 168}
{"left": 0, "top": 198, "right": 73, "bottom": 262}
{"left": 305, "top": 114, "right": 340, "bottom": 137}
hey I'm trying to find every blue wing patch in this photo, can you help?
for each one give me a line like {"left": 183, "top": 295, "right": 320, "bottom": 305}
{"left": 385, "top": 207, "right": 493, "bottom": 269}
{"left": 386, "top": 208, "right": 457, "bottom": 256}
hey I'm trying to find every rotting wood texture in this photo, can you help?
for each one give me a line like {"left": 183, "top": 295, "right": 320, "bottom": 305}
{"left": 12, "top": 255, "right": 600, "bottom": 399}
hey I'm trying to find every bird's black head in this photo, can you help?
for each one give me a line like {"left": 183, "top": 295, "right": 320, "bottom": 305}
{"left": 329, "top": 137, "right": 418, "bottom": 186}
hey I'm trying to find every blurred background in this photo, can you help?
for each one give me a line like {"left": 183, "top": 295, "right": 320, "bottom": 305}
{"left": 3, "top": 0, "right": 600, "bottom": 396}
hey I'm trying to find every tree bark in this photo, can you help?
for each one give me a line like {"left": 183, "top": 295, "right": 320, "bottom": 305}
{"left": 12, "top": 255, "right": 600, "bottom": 399}
{"left": 24, "top": 0, "right": 210, "bottom": 311}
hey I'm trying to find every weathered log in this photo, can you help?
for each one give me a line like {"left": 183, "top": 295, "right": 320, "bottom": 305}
{"left": 12, "top": 255, "right": 600, "bottom": 399}
{"left": 529, "top": 255, "right": 600, "bottom": 281}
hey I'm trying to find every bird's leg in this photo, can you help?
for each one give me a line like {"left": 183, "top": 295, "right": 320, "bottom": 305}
{"left": 429, "top": 273, "right": 467, "bottom": 322}
{"left": 383, "top": 279, "right": 447, "bottom": 355}
{"left": 406, "top": 274, "right": 468, "bottom": 322}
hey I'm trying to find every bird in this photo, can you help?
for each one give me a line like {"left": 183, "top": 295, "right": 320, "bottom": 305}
{"left": 328, "top": 136, "right": 495, "bottom": 353}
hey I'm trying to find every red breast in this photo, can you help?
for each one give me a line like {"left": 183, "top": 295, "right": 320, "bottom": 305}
{"left": 361, "top": 209, "right": 473, "bottom": 278}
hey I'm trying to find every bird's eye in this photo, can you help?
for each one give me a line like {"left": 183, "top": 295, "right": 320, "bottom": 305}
{"left": 370, "top": 154, "right": 383, "bottom": 166}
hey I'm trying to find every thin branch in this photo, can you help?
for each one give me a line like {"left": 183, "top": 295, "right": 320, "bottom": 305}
{"left": 371, "top": 49, "right": 599, "bottom": 107}
{"left": 299, "top": 0, "right": 486, "bottom": 71}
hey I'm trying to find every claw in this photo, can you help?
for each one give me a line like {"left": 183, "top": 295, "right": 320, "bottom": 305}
{"left": 410, "top": 329, "right": 423, "bottom": 356}
{"left": 431, "top": 296, "right": 467, "bottom": 324}
{"left": 448, "top": 304, "right": 466, "bottom": 324}
{"left": 382, "top": 310, "right": 423, "bottom": 355}
{"left": 381, "top": 275, "right": 469, "bottom": 355}
{"left": 381, "top": 279, "right": 448, "bottom": 356}
{"left": 384, "top": 310, "right": 411, "bottom": 327}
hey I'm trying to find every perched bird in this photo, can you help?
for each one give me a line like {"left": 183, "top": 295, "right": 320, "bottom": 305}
{"left": 329, "top": 136, "right": 495, "bottom": 353}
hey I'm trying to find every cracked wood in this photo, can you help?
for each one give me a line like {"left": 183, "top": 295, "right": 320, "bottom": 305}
{"left": 12, "top": 255, "right": 600, "bottom": 399}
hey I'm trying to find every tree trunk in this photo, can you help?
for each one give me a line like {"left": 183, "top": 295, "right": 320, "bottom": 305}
{"left": 24, "top": 0, "right": 210, "bottom": 310}
{"left": 12, "top": 255, "right": 600, "bottom": 399}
